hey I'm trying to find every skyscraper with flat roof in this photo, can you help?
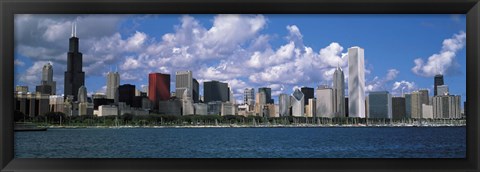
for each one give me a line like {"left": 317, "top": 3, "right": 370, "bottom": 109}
{"left": 367, "top": 91, "right": 392, "bottom": 119}
{"left": 291, "top": 88, "right": 304, "bottom": 117}
{"left": 279, "top": 93, "right": 290, "bottom": 117}
{"left": 176, "top": 70, "right": 193, "bottom": 100}
{"left": 316, "top": 85, "right": 334, "bottom": 118}
{"left": 348, "top": 46, "right": 366, "bottom": 118}
{"left": 192, "top": 79, "right": 199, "bottom": 103}
{"left": 258, "top": 87, "right": 273, "bottom": 104}
{"left": 204, "top": 81, "right": 229, "bottom": 103}
{"left": 106, "top": 71, "right": 120, "bottom": 100}
{"left": 148, "top": 73, "right": 170, "bottom": 110}
{"left": 301, "top": 87, "right": 314, "bottom": 105}
{"left": 118, "top": 84, "right": 135, "bottom": 106}
{"left": 434, "top": 74, "right": 444, "bottom": 96}
{"left": 392, "top": 97, "right": 406, "bottom": 120}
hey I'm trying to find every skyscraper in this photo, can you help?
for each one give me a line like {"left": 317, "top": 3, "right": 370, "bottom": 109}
{"left": 41, "top": 63, "right": 56, "bottom": 95}
{"left": 64, "top": 23, "right": 85, "bottom": 101}
{"left": 244, "top": 88, "right": 255, "bottom": 105}
{"left": 348, "top": 46, "right": 366, "bottom": 118}
{"left": 291, "top": 88, "right": 304, "bottom": 117}
{"left": 434, "top": 74, "right": 444, "bottom": 96}
{"left": 411, "top": 90, "right": 429, "bottom": 119}
{"left": 301, "top": 87, "right": 314, "bottom": 105}
{"left": 404, "top": 93, "right": 412, "bottom": 118}
{"left": 182, "top": 88, "right": 194, "bottom": 115}
{"left": 258, "top": 87, "right": 274, "bottom": 104}
{"left": 204, "top": 81, "right": 229, "bottom": 103}
{"left": 437, "top": 85, "right": 449, "bottom": 96}
{"left": 106, "top": 71, "right": 120, "bottom": 100}
{"left": 333, "top": 65, "right": 345, "bottom": 117}
{"left": 279, "top": 93, "right": 290, "bottom": 117}
{"left": 118, "top": 84, "right": 135, "bottom": 106}
{"left": 367, "top": 91, "right": 392, "bottom": 119}
{"left": 175, "top": 70, "right": 193, "bottom": 100}
{"left": 392, "top": 97, "right": 406, "bottom": 120}
{"left": 148, "top": 73, "right": 171, "bottom": 110}
{"left": 316, "top": 85, "right": 334, "bottom": 118}
{"left": 192, "top": 79, "right": 199, "bottom": 103}
{"left": 432, "top": 95, "right": 461, "bottom": 119}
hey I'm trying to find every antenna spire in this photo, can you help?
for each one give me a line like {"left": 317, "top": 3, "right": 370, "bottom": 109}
{"left": 71, "top": 22, "right": 74, "bottom": 37}
{"left": 74, "top": 22, "right": 77, "bottom": 37}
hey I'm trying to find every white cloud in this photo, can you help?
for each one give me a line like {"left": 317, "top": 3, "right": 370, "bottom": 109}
{"left": 14, "top": 59, "right": 25, "bottom": 66}
{"left": 412, "top": 31, "right": 466, "bottom": 77}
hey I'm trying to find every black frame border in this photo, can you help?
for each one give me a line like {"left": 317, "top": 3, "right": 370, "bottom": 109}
{"left": 1, "top": 0, "right": 479, "bottom": 171}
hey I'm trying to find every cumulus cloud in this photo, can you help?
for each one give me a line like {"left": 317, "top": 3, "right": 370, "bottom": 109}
{"left": 412, "top": 31, "right": 466, "bottom": 77}
{"left": 365, "top": 69, "right": 399, "bottom": 92}
{"left": 14, "top": 59, "right": 25, "bottom": 66}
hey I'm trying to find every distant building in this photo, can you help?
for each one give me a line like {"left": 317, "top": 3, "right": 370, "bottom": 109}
{"left": 301, "top": 87, "right": 314, "bottom": 105}
{"left": 35, "top": 85, "right": 52, "bottom": 95}
{"left": 49, "top": 95, "right": 64, "bottom": 113}
{"left": 193, "top": 79, "right": 199, "bottom": 103}
{"left": 333, "top": 65, "right": 346, "bottom": 117}
{"left": 118, "top": 84, "right": 136, "bottom": 107}
{"left": 157, "top": 99, "right": 182, "bottom": 116}
{"left": 437, "top": 85, "right": 449, "bottom": 96}
{"left": 194, "top": 103, "right": 208, "bottom": 115}
{"left": 204, "top": 81, "right": 229, "bottom": 103}
{"left": 207, "top": 101, "right": 222, "bottom": 115}
{"left": 14, "top": 92, "right": 50, "bottom": 117}
{"left": 244, "top": 88, "right": 255, "bottom": 105}
{"left": 367, "top": 91, "right": 392, "bottom": 119}
{"left": 106, "top": 71, "right": 120, "bottom": 100}
{"left": 149, "top": 73, "right": 170, "bottom": 110}
{"left": 422, "top": 104, "right": 433, "bottom": 119}
{"left": 432, "top": 95, "right": 461, "bottom": 119}
{"left": 221, "top": 102, "right": 235, "bottom": 116}
{"left": 95, "top": 105, "right": 118, "bottom": 116}
{"left": 77, "top": 86, "right": 92, "bottom": 116}
{"left": 92, "top": 98, "right": 114, "bottom": 110}
{"left": 348, "top": 46, "right": 366, "bottom": 118}
{"left": 404, "top": 94, "right": 412, "bottom": 118}
{"left": 64, "top": 24, "right": 85, "bottom": 101}
{"left": 434, "top": 74, "right": 444, "bottom": 96}
{"left": 255, "top": 92, "right": 266, "bottom": 116}
{"left": 306, "top": 98, "right": 316, "bottom": 118}
{"left": 92, "top": 93, "right": 107, "bottom": 99}
{"left": 15, "top": 85, "right": 29, "bottom": 93}
{"left": 391, "top": 97, "right": 406, "bottom": 120}
{"left": 411, "top": 90, "right": 429, "bottom": 119}
{"left": 175, "top": 70, "right": 193, "bottom": 100}
{"left": 258, "top": 87, "right": 274, "bottom": 104}
{"left": 182, "top": 89, "right": 195, "bottom": 116}
{"left": 279, "top": 93, "right": 291, "bottom": 117}
{"left": 40, "top": 63, "right": 56, "bottom": 95}
{"left": 291, "top": 88, "right": 304, "bottom": 117}
{"left": 316, "top": 85, "right": 334, "bottom": 118}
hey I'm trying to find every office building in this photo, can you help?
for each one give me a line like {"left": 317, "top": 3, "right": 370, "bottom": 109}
{"left": 258, "top": 87, "right": 274, "bottom": 104}
{"left": 193, "top": 79, "right": 199, "bottom": 103}
{"left": 157, "top": 99, "right": 182, "bottom": 116}
{"left": 49, "top": 95, "right": 64, "bottom": 113}
{"left": 434, "top": 74, "right": 444, "bottom": 96}
{"left": 391, "top": 97, "right": 406, "bottom": 120}
{"left": 291, "top": 88, "right": 304, "bottom": 117}
{"left": 106, "top": 71, "right": 120, "bottom": 100}
{"left": 207, "top": 101, "right": 222, "bottom": 115}
{"left": 306, "top": 98, "right": 316, "bottom": 118}
{"left": 437, "top": 85, "right": 449, "bottom": 96}
{"left": 411, "top": 90, "right": 429, "bottom": 119}
{"left": 367, "top": 91, "right": 392, "bottom": 119}
{"left": 148, "top": 73, "right": 171, "bottom": 109}
{"left": 35, "top": 85, "right": 52, "bottom": 95}
{"left": 40, "top": 63, "right": 56, "bottom": 95}
{"left": 182, "top": 89, "right": 195, "bottom": 116}
{"left": 95, "top": 105, "right": 118, "bottom": 116}
{"left": 118, "top": 84, "right": 136, "bottom": 107}
{"left": 348, "top": 46, "right": 366, "bottom": 118}
{"left": 14, "top": 92, "right": 50, "bottom": 117}
{"left": 316, "top": 85, "right": 334, "bottom": 118}
{"left": 422, "top": 104, "right": 433, "bottom": 119}
{"left": 175, "top": 70, "right": 193, "bottom": 100}
{"left": 204, "top": 81, "right": 229, "bottom": 103}
{"left": 333, "top": 65, "right": 345, "bottom": 117}
{"left": 244, "top": 88, "right": 255, "bottom": 105}
{"left": 64, "top": 23, "right": 85, "bottom": 101}
{"left": 194, "top": 103, "right": 208, "bottom": 115}
{"left": 404, "top": 94, "right": 412, "bottom": 118}
{"left": 15, "top": 86, "right": 29, "bottom": 93}
{"left": 432, "top": 95, "right": 461, "bottom": 119}
{"left": 279, "top": 93, "right": 291, "bottom": 117}
{"left": 221, "top": 102, "right": 235, "bottom": 116}
{"left": 301, "top": 87, "right": 314, "bottom": 105}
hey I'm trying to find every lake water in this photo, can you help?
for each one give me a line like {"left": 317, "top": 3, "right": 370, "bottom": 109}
{"left": 15, "top": 127, "right": 465, "bottom": 158}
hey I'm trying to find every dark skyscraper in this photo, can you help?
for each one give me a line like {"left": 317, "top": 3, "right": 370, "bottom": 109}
{"left": 148, "top": 73, "right": 171, "bottom": 110}
{"left": 392, "top": 97, "right": 406, "bottom": 120}
{"left": 118, "top": 84, "right": 136, "bottom": 106}
{"left": 204, "top": 81, "right": 229, "bottom": 103}
{"left": 258, "top": 87, "right": 273, "bottom": 104}
{"left": 434, "top": 74, "right": 444, "bottom": 96}
{"left": 64, "top": 23, "right": 85, "bottom": 101}
{"left": 301, "top": 87, "right": 314, "bottom": 105}
{"left": 193, "top": 78, "right": 199, "bottom": 103}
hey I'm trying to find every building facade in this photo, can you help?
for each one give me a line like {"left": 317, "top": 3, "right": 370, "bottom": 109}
{"left": 333, "top": 65, "right": 345, "bottom": 117}
{"left": 118, "top": 84, "right": 136, "bottom": 107}
{"left": 291, "top": 88, "right": 304, "bottom": 117}
{"left": 40, "top": 63, "right": 56, "bottom": 95}
{"left": 244, "top": 88, "right": 255, "bottom": 106}
{"left": 434, "top": 74, "right": 444, "bottom": 96}
{"left": 437, "top": 85, "right": 449, "bottom": 96}
{"left": 204, "top": 81, "right": 229, "bottom": 103}
{"left": 106, "top": 71, "right": 120, "bottom": 100}
{"left": 367, "top": 91, "right": 392, "bottom": 119}
{"left": 411, "top": 90, "right": 429, "bottom": 119}
{"left": 432, "top": 95, "right": 461, "bottom": 119}
{"left": 301, "top": 87, "right": 314, "bottom": 105}
{"left": 391, "top": 97, "right": 406, "bottom": 120}
{"left": 64, "top": 24, "right": 85, "bottom": 101}
{"left": 148, "top": 73, "right": 171, "bottom": 110}
{"left": 279, "top": 93, "right": 291, "bottom": 117}
{"left": 175, "top": 70, "right": 193, "bottom": 100}
{"left": 348, "top": 46, "right": 366, "bottom": 118}
{"left": 258, "top": 87, "right": 274, "bottom": 104}
{"left": 316, "top": 85, "right": 334, "bottom": 118}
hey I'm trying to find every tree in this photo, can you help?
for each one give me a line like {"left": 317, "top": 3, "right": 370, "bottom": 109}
{"left": 14, "top": 110, "right": 27, "bottom": 122}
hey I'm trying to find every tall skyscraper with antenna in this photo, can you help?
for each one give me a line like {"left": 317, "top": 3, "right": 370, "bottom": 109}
{"left": 64, "top": 23, "right": 85, "bottom": 101}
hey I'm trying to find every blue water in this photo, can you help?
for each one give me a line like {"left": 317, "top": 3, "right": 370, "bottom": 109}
{"left": 15, "top": 127, "right": 466, "bottom": 158}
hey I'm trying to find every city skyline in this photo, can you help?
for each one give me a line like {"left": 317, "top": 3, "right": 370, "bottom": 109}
{"left": 14, "top": 14, "right": 466, "bottom": 104}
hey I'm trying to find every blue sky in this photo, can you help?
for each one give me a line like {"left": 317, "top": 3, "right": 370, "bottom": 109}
{"left": 14, "top": 14, "right": 466, "bottom": 105}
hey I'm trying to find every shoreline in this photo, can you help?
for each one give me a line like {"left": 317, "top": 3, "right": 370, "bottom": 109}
{"left": 46, "top": 124, "right": 466, "bottom": 129}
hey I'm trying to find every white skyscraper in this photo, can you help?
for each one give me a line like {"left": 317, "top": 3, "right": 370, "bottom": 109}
{"left": 279, "top": 93, "right": 291, "bottom": 117}
{"left": 106, "top": 71, "right": 120, "bottom": 100}
{"left": 333, "top": 64, "right": 345, "bottom": 117}
{"left": 291, "top": 88, "right": 304, "bottom": 117}
{"left": 348, "top": 46, "right": 366, "bottom": 118}
{"left": 182, "top": 89, "right": 194, "bottom": 116}
{"left": 176, "top": 70, "right": 193, "bottom": 99}
{"left": 316, "top": 85, "right": 334, "bottom": 118}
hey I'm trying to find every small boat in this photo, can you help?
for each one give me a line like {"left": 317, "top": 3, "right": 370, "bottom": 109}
{"left": 14, "top": 122, "right": 47, "bottom": 132}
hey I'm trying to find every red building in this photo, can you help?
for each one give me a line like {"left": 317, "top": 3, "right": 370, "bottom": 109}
{"left": 148, "top": 73, "right": 170, "bottom": 109}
